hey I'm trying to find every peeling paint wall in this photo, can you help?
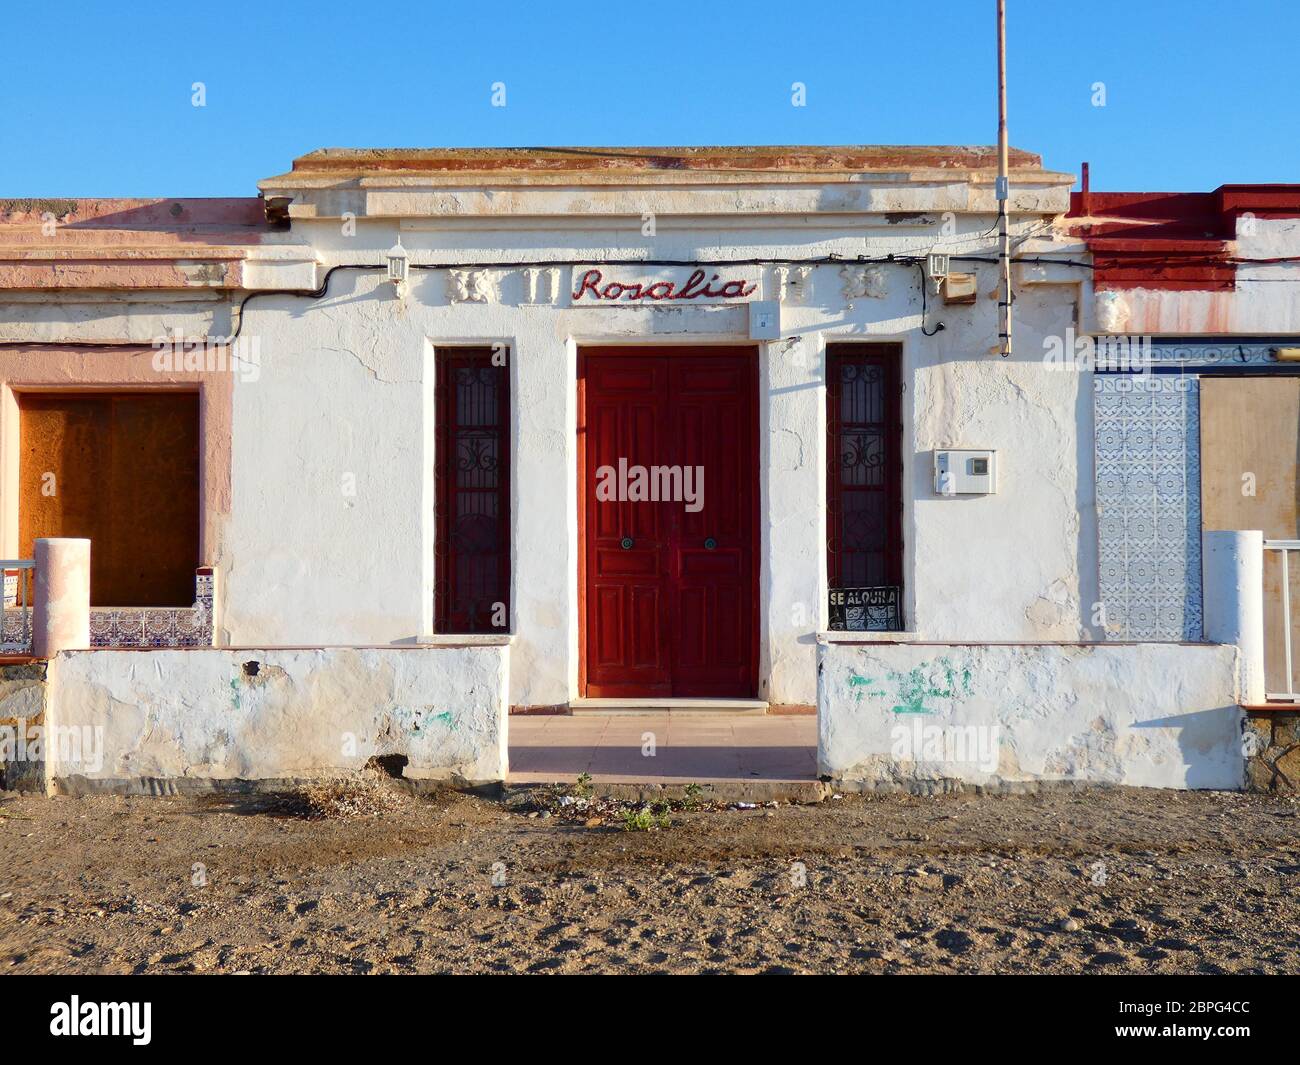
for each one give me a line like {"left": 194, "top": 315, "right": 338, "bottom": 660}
{"left": 44, "top": 645, "right": 508, "bottom": 791}
{"left": 1079, "top": 218, "right": 1300, "bottom": 335}
{"left": 818, "top": 641, "right": 1242, "bottom": 790}
{"left": 1, "top": 165, "right": 1096, "bottom": 710}
{"left": 218, "top": 217, "right": 1091, "bottom": 709}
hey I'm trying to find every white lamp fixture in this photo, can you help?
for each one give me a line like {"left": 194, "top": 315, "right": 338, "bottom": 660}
{"left": 386, "top": 237, "right": 409, "bottom": 290}
{"left": 925, "top": 251, "right": 950, "bottom": 294}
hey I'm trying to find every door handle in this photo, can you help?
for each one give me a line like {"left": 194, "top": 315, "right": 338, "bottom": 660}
{"left": 620, "top": 536, "right": 634, "bottom": 550}
{"left": 704, "top": 537, "right": 717, "bottom": 550}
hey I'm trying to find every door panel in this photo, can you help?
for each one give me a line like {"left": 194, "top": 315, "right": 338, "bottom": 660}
{"left": 583, "top": 357, "right": 672, "bottom": 695}
{"left": 581, "top": 348, "right": 757, "bottom": 698}
{"left": 669, "top": 356, "right": 756, "bottom": 695}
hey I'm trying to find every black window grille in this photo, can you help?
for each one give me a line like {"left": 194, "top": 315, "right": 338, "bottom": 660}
{"left": 435, "top": 348, "right": 510, "bottom": 633}
{"left": 826, "top": 344, "right": 904, "bottom": 628}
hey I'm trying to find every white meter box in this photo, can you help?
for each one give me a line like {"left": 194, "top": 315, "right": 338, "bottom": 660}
{"left": 934, "top": 449, "right": 997, "bottom": 495}
{"left": 748, "top": 300, "right": 780, "bottom": 340}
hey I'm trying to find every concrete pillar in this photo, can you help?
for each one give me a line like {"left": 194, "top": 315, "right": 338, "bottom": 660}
{"left": 1203, "top": 529, "right": 1265, "bottom": 704}
{"left": 31, "top": 538, "right": 90, "bottom": 658}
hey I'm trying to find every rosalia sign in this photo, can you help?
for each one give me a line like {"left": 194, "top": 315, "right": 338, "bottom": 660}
{"left": 571, "top": 266, "right": 758, "bottom": 305}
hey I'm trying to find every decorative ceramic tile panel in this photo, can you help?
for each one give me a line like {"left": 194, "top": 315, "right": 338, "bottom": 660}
{"left": 89, "top": 568, "right": 215, "bottom": 648}
{"left": 1094, "top": 340, "right": 1285, "bottom": 643}
{"left": 1095, "top": 372, "right": 1202, "bottom": 641}
{"left": 0, "top": 607, "right": 32, "bottom": 651}
{"left": 2, "top": 568, "right": 215, "bottom": 652}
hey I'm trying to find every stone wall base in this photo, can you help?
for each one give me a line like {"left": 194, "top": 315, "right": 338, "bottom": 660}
{"left": 1244, "top": 711, "right": 1300, "bottom": 792}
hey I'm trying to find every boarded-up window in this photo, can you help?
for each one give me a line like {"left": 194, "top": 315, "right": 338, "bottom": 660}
{"left": 1200, "top": 376, "right": 1300, "bottom": 694}
{"left": 434, "top": 349, "right": 511, "bottom": 633}
{"left": 18, "top": 392, "right": 201, "bottom": 607}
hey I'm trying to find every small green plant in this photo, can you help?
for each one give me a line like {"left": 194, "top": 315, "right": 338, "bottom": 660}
{"left": 683, "top": 783, "right": 703, "bottom": 810}
{"left": 621, "top": 805, "right": 671, "bottom": 832}
{"left": 572, "top": 772, "right": 593, "bottom": 800}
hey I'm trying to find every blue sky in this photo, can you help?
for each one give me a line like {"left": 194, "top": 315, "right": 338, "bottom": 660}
{"left": 2, "top": 0, "right": 1295, "bottom": 197}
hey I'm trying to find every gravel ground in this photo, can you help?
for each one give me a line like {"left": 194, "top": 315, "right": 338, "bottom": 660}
{"left": 0, "top": 784, "right": 1296, "bottom": 974}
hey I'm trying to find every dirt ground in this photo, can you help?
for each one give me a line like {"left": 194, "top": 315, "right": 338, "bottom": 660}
{"left": 0, "top": 783, "right": 1296, "bottom": 975}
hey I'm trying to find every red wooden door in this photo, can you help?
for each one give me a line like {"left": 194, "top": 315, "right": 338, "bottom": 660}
{"left": 581, "top": 348, "right": 757, "bottom": 698}
{"left": 583, "top": 357, "right": 673, "bottom": 694}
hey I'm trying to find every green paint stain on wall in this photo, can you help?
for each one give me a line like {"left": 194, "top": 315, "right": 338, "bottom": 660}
{"left": 845, "top": 657, "right": 974, "bottom": 715}
{"left": 846, "top": 671, "right": 885, "bottom": 704}
{"left": 397, "top": 707, "right": 458, "bottom": 734}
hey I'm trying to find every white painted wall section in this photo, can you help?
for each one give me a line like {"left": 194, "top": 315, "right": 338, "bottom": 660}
{"left": 44, "top": 644, "right": 509, "bottom": 790}
{"left": 818, "top": 641, "right": 1242, "bottom": 790}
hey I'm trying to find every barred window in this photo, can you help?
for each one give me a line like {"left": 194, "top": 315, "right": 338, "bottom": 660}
{"left": 435, "top": 348, "right": 510, "bottom": 633}
{"left": 826, "top": 344, "right": 904, "bottom": 630}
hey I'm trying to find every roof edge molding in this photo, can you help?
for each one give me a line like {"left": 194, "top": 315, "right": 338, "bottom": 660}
{"left": 258, "top": 144, "right": 1076, "bottom": 221}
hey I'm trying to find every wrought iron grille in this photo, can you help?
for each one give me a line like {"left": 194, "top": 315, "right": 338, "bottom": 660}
{"left": 826, "top": 344, "right": 903, "bottom": 628}
{"left": 435, "top": 350, "right": 511, "bottom": 634}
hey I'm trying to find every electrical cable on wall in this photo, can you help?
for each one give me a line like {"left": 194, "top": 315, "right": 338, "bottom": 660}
{"left": 5, "top": 248, "right": 1298, "bottom": 350}
{"left": 915, "top": 262, "right": 946, "bottom": 337}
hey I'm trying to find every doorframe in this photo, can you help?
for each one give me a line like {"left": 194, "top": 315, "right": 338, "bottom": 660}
{"left": 576, "top": 344, "right": 761, "bottom": 698}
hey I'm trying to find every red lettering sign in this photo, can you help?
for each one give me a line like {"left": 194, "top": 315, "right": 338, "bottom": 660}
{"left": 572, "top": 268, "right": 757, "bottom": 303}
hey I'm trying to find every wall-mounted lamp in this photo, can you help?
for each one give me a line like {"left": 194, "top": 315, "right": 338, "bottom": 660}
{"left": 925, "top": 251, "right": 950, "bottom": 294}
{"left": 386, "top": 237, "right": 409, "bottom": 292}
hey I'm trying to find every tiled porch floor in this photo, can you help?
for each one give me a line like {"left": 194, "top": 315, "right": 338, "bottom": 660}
{"left": 507, "top": 713, "right": 817, "bottom": 784}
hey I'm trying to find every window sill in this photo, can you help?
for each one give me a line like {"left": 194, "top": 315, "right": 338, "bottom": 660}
{"left": 816, "top": 630, "right": 920, "bottom": 645}
{"left": 413, "top": 633, "right": 514, "bottom": 647}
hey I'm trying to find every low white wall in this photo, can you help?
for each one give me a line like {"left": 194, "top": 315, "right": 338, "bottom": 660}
{"left": 44, "top": 645, "right": 509, "bottom": 791}
{"left": 818, "top": 641, "right": 1242, "bottom": 790}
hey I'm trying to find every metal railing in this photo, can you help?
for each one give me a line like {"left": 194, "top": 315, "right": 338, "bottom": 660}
{"left": 1262, "top": 540, "right": 1300, "bottom": 700}
{"left": 0, "top": 560, "right": 34, "bottom": 654}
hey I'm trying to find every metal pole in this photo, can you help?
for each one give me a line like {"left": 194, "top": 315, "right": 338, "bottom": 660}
{"left": 996, "top": 0, "right": 1012, "bottom": 357}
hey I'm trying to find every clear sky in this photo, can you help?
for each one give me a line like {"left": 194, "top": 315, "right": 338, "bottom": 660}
{"left": 2, "top": 0, "right": 1295, "bottom": 197}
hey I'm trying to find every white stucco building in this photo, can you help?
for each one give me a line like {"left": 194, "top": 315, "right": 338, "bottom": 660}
{"left": 2, "top": 146, "right": 1299, "bottom": 792}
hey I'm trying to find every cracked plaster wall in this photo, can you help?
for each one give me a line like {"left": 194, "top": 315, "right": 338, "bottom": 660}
{"left": 45, "top": 645, "right": 508, "bottom": 790}
{"left": 218, "top": 219, "right": 1093, "bottom": 708}
{"left": 2, "top": 215, "right": 1093, "bottom": 709}
{"left": 818, "top": 641, "right": 1242, "bottom": 790}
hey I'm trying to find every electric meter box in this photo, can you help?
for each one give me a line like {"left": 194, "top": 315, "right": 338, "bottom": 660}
{"left": 749, "top": 300, "right": 780, "bottom": 340}
{"left": 934, "top": 449, "right": 997, "bottom": 495}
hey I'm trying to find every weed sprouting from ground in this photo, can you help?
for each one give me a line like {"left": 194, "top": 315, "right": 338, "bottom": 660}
{"left": 620, "top": 805, "right": 673, "bottom": 832}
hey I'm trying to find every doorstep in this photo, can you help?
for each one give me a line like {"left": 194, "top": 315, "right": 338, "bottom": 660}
{"left": 568, "top": 697, "right": 769, "bottom": 716}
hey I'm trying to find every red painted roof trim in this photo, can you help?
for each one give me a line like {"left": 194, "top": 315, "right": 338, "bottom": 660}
{"left": 1068, "top": 184, "right": 1300, "bottom": 292}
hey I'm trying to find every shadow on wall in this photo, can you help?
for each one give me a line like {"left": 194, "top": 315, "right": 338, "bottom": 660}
{"left": 1131, "top": 707, "right": 1245, "bottom": 790}
{"left": 817, "top": 642, "right": 1244, "bottom": 791}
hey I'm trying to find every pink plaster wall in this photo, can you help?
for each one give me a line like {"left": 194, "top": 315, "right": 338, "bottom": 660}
{"left": 0, "top": 198, "right": 267, "bottom": 291}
